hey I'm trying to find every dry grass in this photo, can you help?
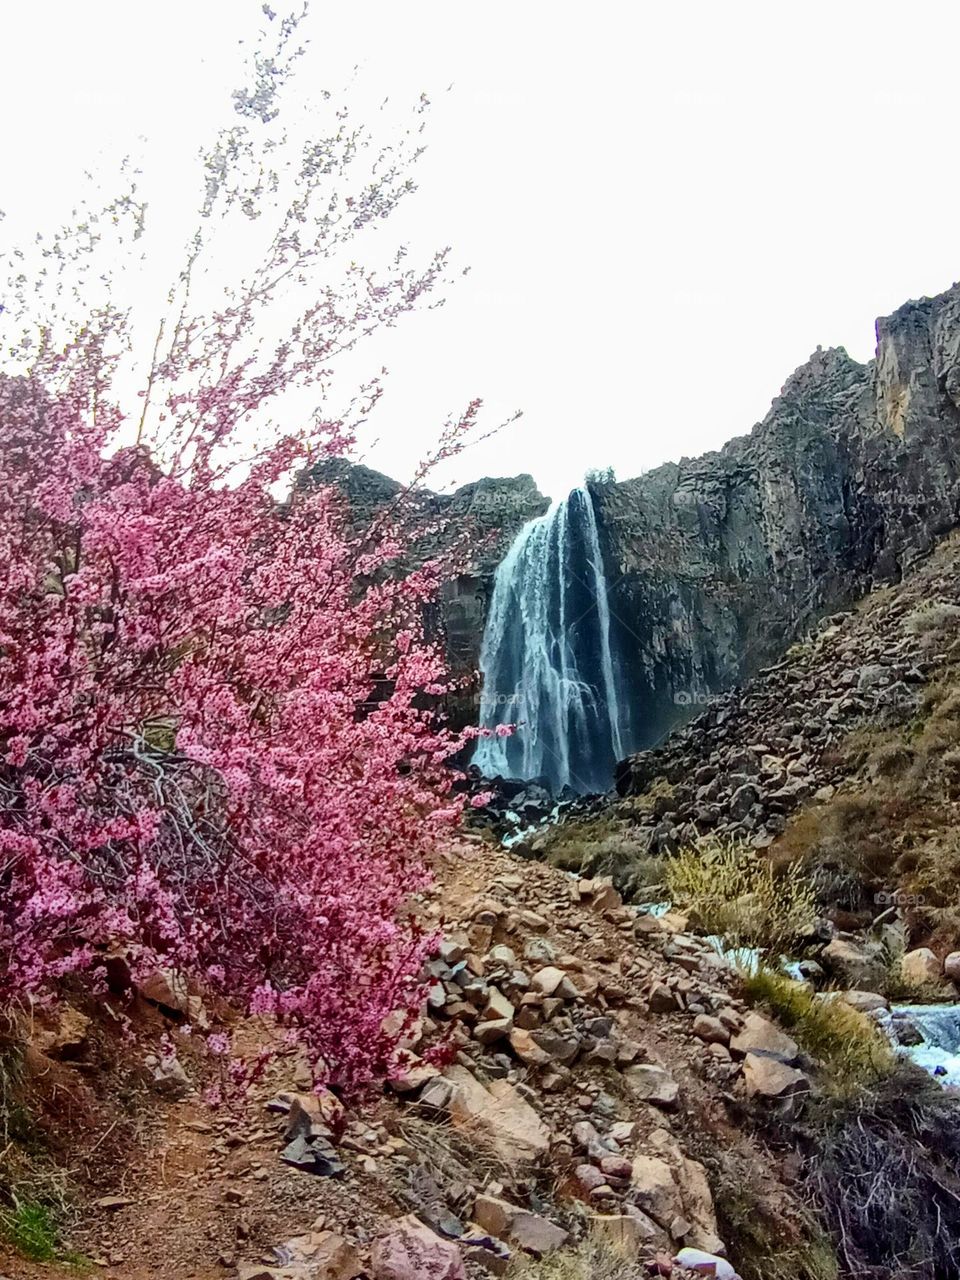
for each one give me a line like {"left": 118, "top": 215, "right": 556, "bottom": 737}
{"left": 393, "top": 1111, "right": 518, "bottom": 1192}
{"left": 810, "top": 1068, "right": 960, "bottom": 1280}
{"left": 774, "top": 660, "right": 960, "bottom": 953}
{"left": 505, "top": 1240, "right": 647, "bottom": 1280}
{"left": 903, "top": 600, "right": 960, "bottom": 636}
{"left": 665, "top": 838, "right": 817, "bottom": 952}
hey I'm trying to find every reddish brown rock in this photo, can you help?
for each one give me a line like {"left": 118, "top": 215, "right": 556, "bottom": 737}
{"left": 371, "top": 1216, "right": 466, "bottom": 1280}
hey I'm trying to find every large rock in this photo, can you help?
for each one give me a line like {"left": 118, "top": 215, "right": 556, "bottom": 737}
{"left": 371, "top": 1216, "right": 467, "bottom": 1280}
{"left": 623, "top": 1064, "right": 679, "bottom": 1109}
{"left": 265, "top": 1233, "right": 363, "bottom": 1280}
{"left": 901, "top": 948, "right": 942, "bottom": 986}
{"left": 820, "top": 937, "right": 886, "bottom": 990}
{"left": 630, "top": 1154, "right": 682, "bottom": 1226}
{"left": 591, "top": 1213, "right": 661, "bottom": 1254}
{"left": 729, "top": 1013, "right": 798, "bottom": 1064}
{"left": 838, "top": 990, "right": 889, "bottom": 1014}
{"left": 442, "top": 1066, "right": 550, "bottom": 1163}
{"left": 676, "top": 1157, "right": 724, "bottom": 1255}
{"left": 471, "top": 1196, "right": 567, "bottom": 1256}
{"left": 742, "top": 1052, "right": 809, "bottom": 1099}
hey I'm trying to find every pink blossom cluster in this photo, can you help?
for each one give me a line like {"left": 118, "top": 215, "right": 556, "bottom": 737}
{"left": 0, "top": 371, "right": 471, "bottom": 1089}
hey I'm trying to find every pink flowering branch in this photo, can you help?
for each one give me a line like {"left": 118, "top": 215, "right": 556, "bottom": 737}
{"left": 0, "top": 6, "right": 505, "bottom": 1091}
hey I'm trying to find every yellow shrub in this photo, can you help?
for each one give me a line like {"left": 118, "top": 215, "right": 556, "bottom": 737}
{"left": 665, "top": 838, "right": 816, "bottom": 952}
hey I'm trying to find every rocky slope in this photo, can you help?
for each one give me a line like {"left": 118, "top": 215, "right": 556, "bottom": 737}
{"left": 1, "top": 834, "right": 865, "bottom": 1280}
{"left": 512, "top": 517, "right": 960, "bottom": 1087}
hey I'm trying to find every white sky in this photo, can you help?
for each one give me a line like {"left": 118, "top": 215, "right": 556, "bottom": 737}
{"left": 2, "top": 1, "right": 959, "bottom": 500}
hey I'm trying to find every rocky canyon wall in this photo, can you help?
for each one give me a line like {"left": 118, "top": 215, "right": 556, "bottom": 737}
{"left": 312, "top": 282, "right": 960, "bottom": 774}
{"left": 593, "top": 282, "right": 960, "bottom": 754}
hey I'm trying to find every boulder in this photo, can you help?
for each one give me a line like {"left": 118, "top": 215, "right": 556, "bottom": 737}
{"left": 629, "top": 1154, "right": 682, "bottom": 1227}
{"left": 530, "top": 967, "right": 578, "bottom": 998}
{"left": 837, "top": 990, "right": 889, "bottom": 1014}
{"left": 648, "top": 983, "right": 679, "bottom": 1013}
{"left": 371, "top": 1216, "right": 467, "bottom": 1280}
{"left": 821, "top": 937, "right": 885, "bottom": 990}
{"left": 473, "top": 1018, "right": 513, "bottom": 1045}
{"left": 471, "top": 1196, "right": 567, "bottom": 1256}
{"left": 902, "top": 948, "right": 941, "bottom": 986}
{"left": 729, "top": 1013, "right": 798, "bottom": 1063}
{"left": 508, "top": 1028, "right": 554, "bottom": 1066}
{"left": 742, "top": 1053, "right": 809, "bottom": 1099}
{"left": 389, "top": 1056, "right": 440, "bottom": 1093}
{"left": 523, "top": 1027, "right": 580, "bottom": 1065}
{"left": 575, "top": 1163, "right": 608, "bottom": 1194}
{"left": 481, "top": 987, "right": 515, "bottom": 1023}
{"left": 623, "top": 1064, "right": 679, "bottom": 1109}
{"left": 274, "top": 1233, "right": 363, "bottom": 1280}
{"left": 944, "top": 952, "right": 960, "bottom": 983}
{"left": 591, "top": 1212, "right": 659, "bottom": 1255}
{"left": 599, "top": 1154, "right": 634, "bottom": 1182}
{"left": 284, "top": 1090, "right": 345, "bottom": 1143}
{"left": 692, "top": 1014, "right": 729, "bottom": 1045}
{"left": 443, "top": 1066, "right": 550, "bottom": 1163}
{"left": 676, "top": 1157, "right": 723, "bottom": 1255}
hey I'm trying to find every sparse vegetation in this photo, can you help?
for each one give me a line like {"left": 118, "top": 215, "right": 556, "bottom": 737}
{"left": 535, "top": 811, "right": 666, "bottom": 894}
{"left": 705, "top": 1151, "right": 839, "bottom": 1280}
{"left": 903, "top": 599, "right": 960, "bottom": 635}
{"left": 0, "top": 1196, "right": 59, "bottom": 1262}
{"left": 506, "top": 1240, "right": 646, "bottom": 1280}
{"left": 809, "top": 1067, "right": 960, "bottom": 1280}
{"left": 665, "top": 839, "right": 817, "bottom": 952}
{"left": 740, "top": 967, "right": 895, "bottom": 1095}
{"left": 776, "top": 654, "right": 960, "bottom": 953}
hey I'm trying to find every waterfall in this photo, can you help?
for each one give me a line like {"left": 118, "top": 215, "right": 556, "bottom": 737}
{"left": 473, "top": 485, "right": 626, "bottom": 794}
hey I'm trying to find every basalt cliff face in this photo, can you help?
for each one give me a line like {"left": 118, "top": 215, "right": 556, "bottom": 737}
{"left": 594, "top": 284, "right": 960, "bottom": 757}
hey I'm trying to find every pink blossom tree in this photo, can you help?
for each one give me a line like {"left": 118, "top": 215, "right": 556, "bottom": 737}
{"left": 0, "top": 6, "right": 492, "bottom": 1089}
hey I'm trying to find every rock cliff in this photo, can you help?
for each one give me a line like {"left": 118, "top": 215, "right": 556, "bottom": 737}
{"left": 595, "top": 283, "right": 960, "bottom": 754}
{"left": 303, "top": 458, "right": 549, "bottom": 724}
{"left": 313, "top": 283, "right": 960, "bottom": 781}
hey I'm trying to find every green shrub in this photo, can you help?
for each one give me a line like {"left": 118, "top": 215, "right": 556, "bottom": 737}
{"left": 665, "top": 839, "right": 817, "bottom": 952}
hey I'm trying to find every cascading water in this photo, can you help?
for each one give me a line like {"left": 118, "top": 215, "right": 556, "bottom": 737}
{"left": 473, "top": 485, "right": 627, "bottom": 794}
{"left": 883, "top": 1003, "right": 960, "bottom": 1086}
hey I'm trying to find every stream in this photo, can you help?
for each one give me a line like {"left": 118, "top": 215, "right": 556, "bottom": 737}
{"left": 881, "top": 1004, "right": 960, "bottom": 1086}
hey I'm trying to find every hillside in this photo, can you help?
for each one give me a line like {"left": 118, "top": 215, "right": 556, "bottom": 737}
{"left": 0, "top": 830, "right": 892, "bottom": 1280}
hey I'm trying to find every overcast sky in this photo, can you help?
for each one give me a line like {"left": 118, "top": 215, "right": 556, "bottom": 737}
{"left": 2, "top": 1, "right": 959, "bottom": 500}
